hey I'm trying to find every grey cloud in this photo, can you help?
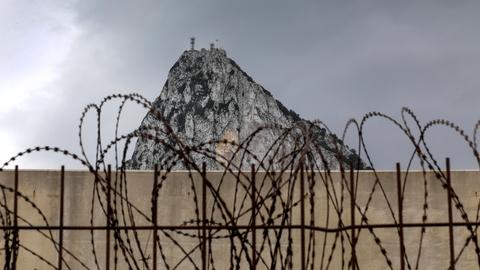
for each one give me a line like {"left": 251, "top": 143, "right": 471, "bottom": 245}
{"left": 2, "top": 0, "right": 480, "bottom": 169}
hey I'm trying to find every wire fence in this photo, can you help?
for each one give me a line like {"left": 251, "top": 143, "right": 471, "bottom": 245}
{"left": 1, "top": 93, "right": 480, "bottom": 269}
{"left": 1, "top": 159, "right": 480, "bottom": 269}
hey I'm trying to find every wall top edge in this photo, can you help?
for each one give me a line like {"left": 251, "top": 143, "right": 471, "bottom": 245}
{"left": 1, "top": 169, "right": 479, "bottom": 173}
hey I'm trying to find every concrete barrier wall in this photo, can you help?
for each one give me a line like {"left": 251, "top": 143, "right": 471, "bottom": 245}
{"left": 0, "top": 169, "right": 479, "bottom": 269}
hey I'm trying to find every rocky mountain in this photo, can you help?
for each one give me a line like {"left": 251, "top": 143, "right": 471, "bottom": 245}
{"left": 128, "top": 47, "right": 364, "bottom": 170}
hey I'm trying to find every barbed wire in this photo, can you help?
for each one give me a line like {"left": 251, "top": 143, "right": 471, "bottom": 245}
{"left": 0, "top": 93, "right": 479, "bottom": 269}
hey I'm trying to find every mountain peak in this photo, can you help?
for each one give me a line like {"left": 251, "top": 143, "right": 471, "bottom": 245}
{"left": 184, "top": 46, "right": 228, "bottom": 58}
{"left": 169, "top": 47, "right": 229, "bottom": 74}
{"left": 129, "top": 47, "right": 363, "bottom": 170}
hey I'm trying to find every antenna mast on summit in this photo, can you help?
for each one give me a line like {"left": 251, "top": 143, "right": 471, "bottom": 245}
{"left": 190, "top": 37, "right": 195, "bottom": 50}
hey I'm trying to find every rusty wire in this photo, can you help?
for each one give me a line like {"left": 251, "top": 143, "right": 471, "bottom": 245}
{"left": 0, "top": 93, "right": 479, "bottom": 269}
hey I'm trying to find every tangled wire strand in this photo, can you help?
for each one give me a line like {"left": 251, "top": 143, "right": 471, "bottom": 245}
{"left": 0, "top": 93, "right": 480, "bottom": 269}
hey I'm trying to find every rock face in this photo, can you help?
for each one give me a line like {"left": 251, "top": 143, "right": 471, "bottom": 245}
{"left": 129, "top": 47, "right": 363, "bottom": 170}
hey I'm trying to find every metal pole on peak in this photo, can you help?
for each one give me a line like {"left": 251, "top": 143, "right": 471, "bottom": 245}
{"left": 210, "top": 43, "right": 214, "bottom": 50}
{"left": 190, "top": 37, "right": 195, "bottom": 50}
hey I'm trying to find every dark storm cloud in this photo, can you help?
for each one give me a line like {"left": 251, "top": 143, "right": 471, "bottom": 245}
{"left": 2, "top": 0, "right": 480, "bottom": 168}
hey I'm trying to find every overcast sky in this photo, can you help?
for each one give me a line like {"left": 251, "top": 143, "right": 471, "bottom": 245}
{"left": 1, "top": 0, "right": 480, "bottom": 169}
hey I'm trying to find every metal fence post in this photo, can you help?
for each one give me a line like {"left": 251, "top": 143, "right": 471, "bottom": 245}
{"left": 202, "top": 162, "right": 207, "bottom": 270}
{"left": 300, "top": 163, "right": 306, "bottom": 270}
{"left": 446, "top": 158, "right": 455, "bottom": 270}
{"left": 106, "top": 165, "right": 112, "bottom": 270}
{"left": 153, "top": 164, "right": 159, "bottom": 270}
{"left": 251, "top": 164, "right": 257, "bottom": 269}
{"left": 350, "top": 164, "right": 357, "bottom": 270}
{"left": 58, "top": 166, "right": 65, "bottom": 270}
{"left": 12, "top": 165, "right": 19, "bottom": 270}
{"left": 396, "top": 163, "right": 405, "bottom": 270}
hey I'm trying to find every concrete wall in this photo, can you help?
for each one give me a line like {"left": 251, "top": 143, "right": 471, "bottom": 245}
{"left": 0, "top": 169, "right": 479, "bottom": 269}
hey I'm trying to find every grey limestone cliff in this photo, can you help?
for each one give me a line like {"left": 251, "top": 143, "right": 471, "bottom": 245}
{"left": 129, "top": 47, "right": 363, "bottom": 170}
